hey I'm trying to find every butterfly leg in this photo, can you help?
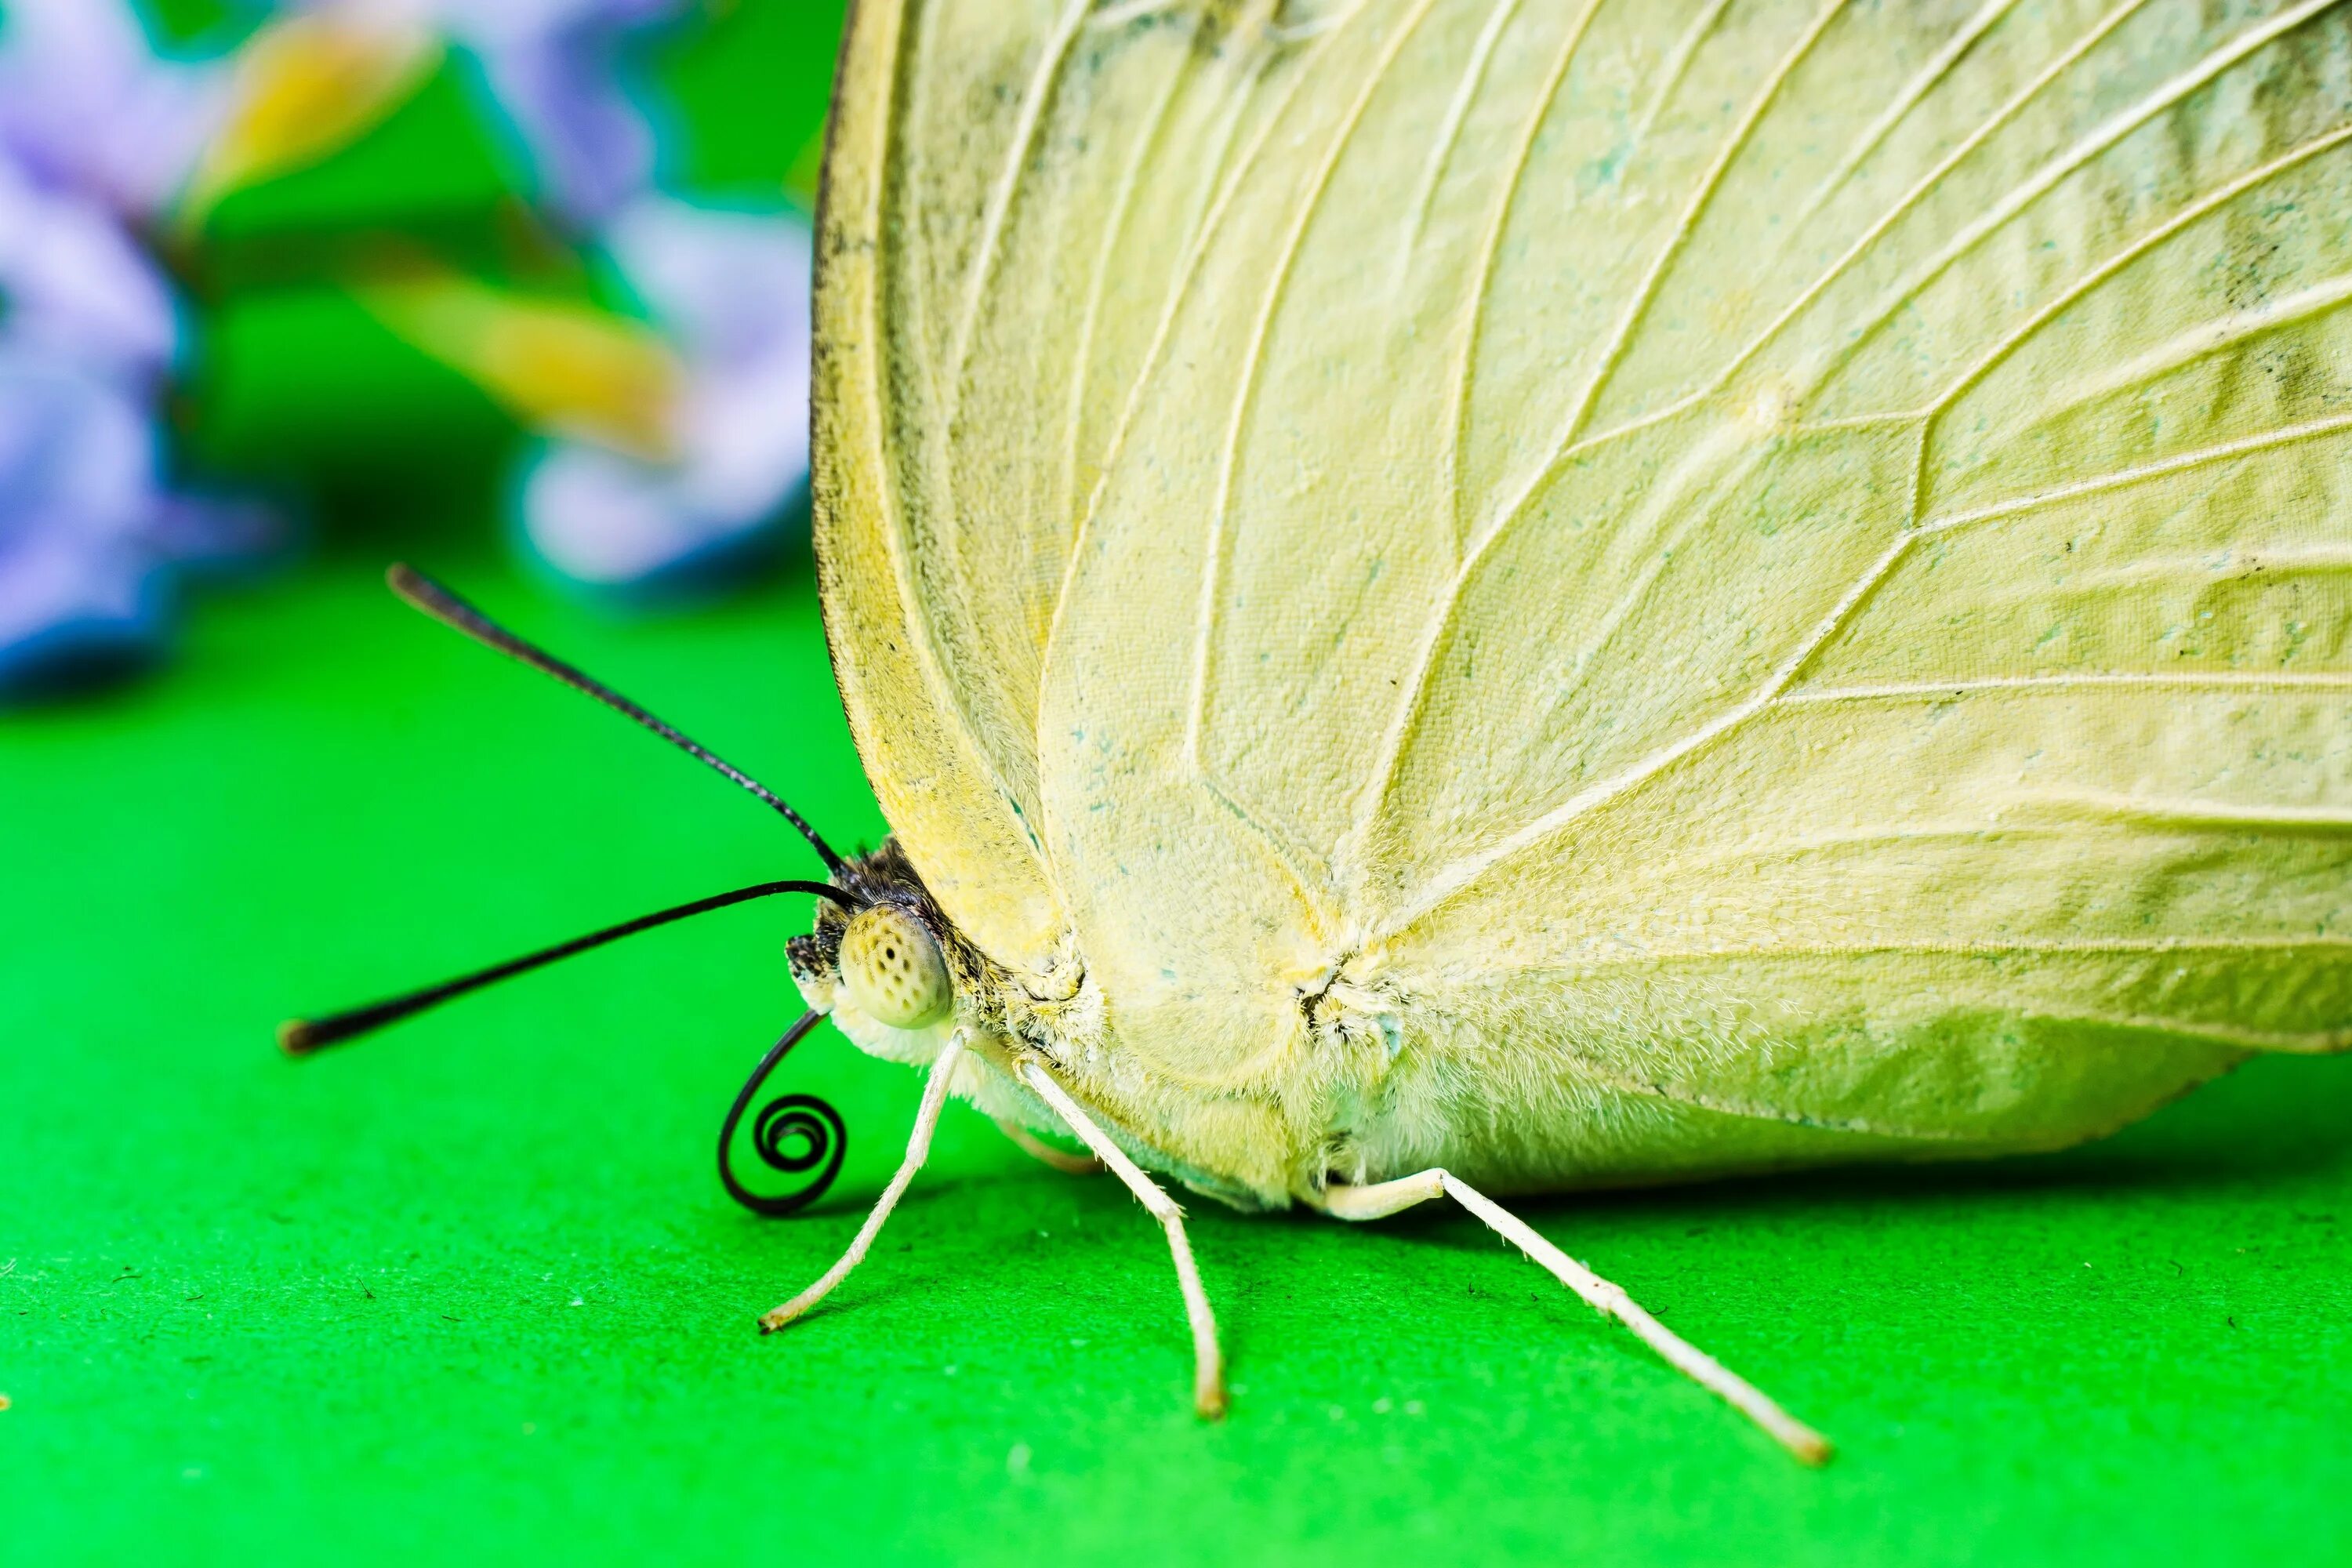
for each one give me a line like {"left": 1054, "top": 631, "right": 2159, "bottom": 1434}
{"left": 1325, "top": 1170, "right": 1830, "bottom": 1465}
{"left": 1018, "top": 1060, "right": 1228, "bottom": 1420}
{"left": 757, "top": 1036, "right": 967, "bottom": 1333}
{"left": 991, "top": 1116, "right": 1106, "bottom": 1175}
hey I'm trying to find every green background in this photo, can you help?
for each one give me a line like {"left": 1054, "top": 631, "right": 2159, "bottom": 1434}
{"left": 9, "top": 543, "right": 2352, "bottom": 1567}
{"left": 7, "top": 2, "right": 2352, "bottom": 1562}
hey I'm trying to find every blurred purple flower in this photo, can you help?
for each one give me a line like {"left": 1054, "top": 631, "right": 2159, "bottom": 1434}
{"left": 0, "top": 3, "right": 274, "bottom": 697}
{"left": 279, "top": 0, "right": 685, "bottom": 227}
{"left": 0, "top": 0, "right": 229, "bottom": 219}
{"left": 0, "top": 357, "right": 170, "bottom": 692}
{"left": 0, "top": 333, "right": 274, "bottom": 695}
{"left": 518, "top": 196, "right": 811, "bottom": 593}
{"left": 0, "top": 351, "right": 276, "bottom": 696}
{"left": 232, "top": 2, "right": 813, "bottom": 599}
{"left": 0, "top": 156, "right": 181, "bottom": 388}
{"left": 448, "top": 0, "right": 682, "bottom": 228}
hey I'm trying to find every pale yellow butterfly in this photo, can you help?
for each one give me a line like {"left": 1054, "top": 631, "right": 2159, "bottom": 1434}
{"left": 798, "top": 0, "right": 2352, "bottom": 1458}
{"left": 294, "top": 0, "right": 2352, "bottom": 1465}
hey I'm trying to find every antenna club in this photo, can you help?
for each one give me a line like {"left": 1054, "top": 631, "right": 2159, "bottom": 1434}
{"left": 278, "top": 1018, "right": 321, "bottom": 1055}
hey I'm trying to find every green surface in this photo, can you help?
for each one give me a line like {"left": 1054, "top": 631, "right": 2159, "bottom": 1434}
{"left": 5, "top": 547, "right": 2351, "bottom": 1566}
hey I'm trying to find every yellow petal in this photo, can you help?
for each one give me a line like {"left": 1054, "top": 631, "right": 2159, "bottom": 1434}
{"left": 183, "top": 16, "right": 442, "bottom": 220}
{"left": 354, "top": 263, "right": 683, "bottom": 461}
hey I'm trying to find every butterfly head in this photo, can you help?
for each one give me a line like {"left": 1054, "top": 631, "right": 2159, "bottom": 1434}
{"left": 786, "top": 841, "right": 970, "bottom": 1065}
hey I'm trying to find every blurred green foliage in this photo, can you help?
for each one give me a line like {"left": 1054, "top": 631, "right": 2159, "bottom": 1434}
{"left": 150, "top": 0, "right": 845, "bottom": 533}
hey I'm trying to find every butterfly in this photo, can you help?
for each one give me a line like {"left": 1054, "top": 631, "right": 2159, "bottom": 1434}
{"left": 289, "top": 0, "right": 2352, "bottom": 1464}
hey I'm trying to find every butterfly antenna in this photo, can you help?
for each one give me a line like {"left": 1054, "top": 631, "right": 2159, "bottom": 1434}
{"left": 386, "top": 563, "right": 845, "bottom": 873}
{"left": 279, "top": 879, "right": 861, "bottom": 1054}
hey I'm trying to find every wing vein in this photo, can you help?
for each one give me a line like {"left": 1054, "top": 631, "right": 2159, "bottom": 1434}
{"left": 1791, "top": 0, "right": 2347, "bottom": 416}
{"left": 1787, "top": 0, "right": 2021, "bottom": 233}
{"left": 945, "top": 0, "right": 1095, "bottom": 431}
{"left": 1384, "top": 393, "right": 2352, "bottom": 934}
{"left": 1039, "top": 17, "right": 1331, "bottom": 724}
{"left": 2031, "top": 270, "right": 2352, "bottom": 420}
{"left": 1921, "top": 411, "right": 2352, "bottom": 532}
{"left": 855, "top": 0, "right": 1041, "bottom": 845}
{"left": 1922, "top": 118, "right": 2352, "bottom": 426}
{"left": 1523, "top": 0, "right": 1849, "bottom": 475}
{"left": 1444, "top": 0, "right": 1606, "bottom": 557}
{"left": 1376, "top": 522, "right": 1922, "bottom": 933}
{"left": 1502, "top": 935, "right": 2352, "bottom": 967}
{"left": 1787, "top": 670, "right": 2352, "bottom": 704}
{"left": 1381, "top": 0, "right": 2352, "bottom": 929}
{"left": 1385, "top": 400, "right": 2352, "bottom": 929}
{"left": 1188, "top": 0, "right": 1446, "bottom": 775}
{"left": 1378, "top": 0, "right": 1859, "bottom": 848}
{"left": 1345, "top": 0, "right": 1646, "bottom": 891}
{"left": 1627, "top": 0, "right": 1733, "bottom": 151}
{"left": 1392, "top": 0, "right": 1524, "bottom": 295}
{"left": 1058, "top": 39, "right": 1196, "bottom": 538}
{"left": 1542, "top": 0, "right": 2151, "bottom": 463}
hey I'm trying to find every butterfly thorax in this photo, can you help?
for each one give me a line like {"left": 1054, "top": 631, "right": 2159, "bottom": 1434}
{"left": 785, "top": 839, "right": 1327, "bottom": 1208}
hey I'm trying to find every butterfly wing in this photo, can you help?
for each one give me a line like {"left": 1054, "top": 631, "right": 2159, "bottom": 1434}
{"left": 1316, "top": 0, "right": 2352, "bottom": 1183}
{"left": 818, "top": 0, "right": 1369, "bottom": 1051}
{"left": 816, "top": 0, "right": 1090, "bottom": 974}
{"left": 822, "top": 0, "right": 2352, "bottom": 1188}
{"left": 818, "top": 0, "right": 1322, "bottom": 985}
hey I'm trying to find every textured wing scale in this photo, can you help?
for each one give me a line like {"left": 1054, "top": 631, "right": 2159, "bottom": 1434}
{"left": 820, "top": 0, "right": 1340, "bottom": 977}
{"left": 820, "top": 0, "right": 2352, "bottom": 1186}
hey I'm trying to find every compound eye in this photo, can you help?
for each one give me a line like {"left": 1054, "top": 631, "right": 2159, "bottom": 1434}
{"left": 837, "top": 905, "right": 952, "bottom": 1029}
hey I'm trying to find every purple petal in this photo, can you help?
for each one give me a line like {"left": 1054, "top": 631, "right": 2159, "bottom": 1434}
{"left": 0, "top": 353, "right": 162, "bottom": 548}
{"left": 419, "top": 0, "right": 687, "bottom": 227}
{"left": 515, "top": 201, "right": 813, "bottom": 591}
{"left": 0, "top": 157, "right": 184, "bottom": 384}
{"left": 598, "top": 195, "right": 811, "bottom": 360}
{"left": 0, "top": 0, "right": 229, "bottom": 217}
{"left": 0, "top": 358, "right": 176, "bottom": 691}
{"left": 466, "top": 31, "right": 657, "bottom": 227}
{"left": 517, "top": 440, "right": 740, "bottom": 587}
{"left": 0, "top": 348, "right": 279, "bottom": 695}
{"left": 260, "top": 0, "right": 684, "bottom": 224}
{"left": 0, "top": 524, "right": 169, "bottom": 695}
{"left": 147, "top": 492, "right": 285, "bottom": 570}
